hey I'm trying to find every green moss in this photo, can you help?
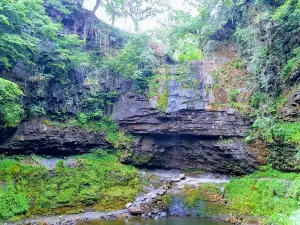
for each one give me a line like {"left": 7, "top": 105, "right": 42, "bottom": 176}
{"left": 42, "top": 120, "right": 51, "bottom": 127}
{"left": 176, "top": 184, "right": 231, "bottom": 217}
{"left": 272, "top": 122, "right": 300, "bottom": 145}
{"left": 130, "top": 152, "right": 153, "bottom": 166}
{"left": 0, "top": 153, "right": 141, "bottom": 221}
{"left": 157, "top": 90, "right": 169, "bottom": 112}
{"left": 248, "top": 165, "right": 300, "bottom": 180}
{"left": 0, "top": 184, "right": 29, "bottom": 220}
{"left": 228, "top": 89, "right": 239, "bottom": 103}
{"left": 225, "top": 167, "right": 300, "bottom": 222}
{"left": 148, "top": 74, "right": 170, "bottom": 113}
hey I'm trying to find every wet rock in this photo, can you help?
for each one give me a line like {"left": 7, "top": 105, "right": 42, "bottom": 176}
{"left": 160, "top": 212, "right": 167, "bottom": 217}
{"left": 128, "top": 206, "right": 144, "bottom": 215}
{"left": 113, "top": 93, "right": 250, "bottom": 138}
{"left": 279, "top": 89, "right": 300, "bottom": 122}
{"left": 130, "top": 136, "right": 258, "bottom": 174}
{"left": 113, "top": 92, "right": 264, "bottom": 174}
{"left": 125, "top": 203, "right": 132, "bottom": 209}
{"left": 157, "top": 189, "right": 167, "bottom": 196}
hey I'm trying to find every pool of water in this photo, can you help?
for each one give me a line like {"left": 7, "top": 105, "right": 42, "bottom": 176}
{"left": 77, "top": 217, "right": 229, "bottom": 225}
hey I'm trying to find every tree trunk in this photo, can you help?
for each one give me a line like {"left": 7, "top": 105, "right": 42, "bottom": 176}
{"left": 92, "top": 0, "right": 101, "bottom": 15}
{"left": 134, "top": 21, "right": 139, "bottom": 32}
{"left": 111, "top": 16, "right": 116, "bottom": 26}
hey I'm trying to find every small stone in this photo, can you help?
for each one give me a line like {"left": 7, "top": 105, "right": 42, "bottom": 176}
{"left": 59, "top": 216, "right": 63, "bottom": 219}
{"left": 171, "top": 177, "right": 181, "bottom": 182}
{"left": 160, "top": 212, "right": 167, "bottom": 217}
{"left": 146, "top": 198, "right": 157, "bottom": 205}
{"left": 154, "top": 216, "right": 159, "bottom": 220}
{"left": 147, "top": 212, "right": 152, "bottom": 216}
{"left": 158, "top": 189, "right": 167, "bottom": 195}
{"left": 125, "top": 202, "right": 132, "bottom": 208}
{"left": 149, "top": 192, "right": 158, "bottom": 199}
{"left": 179, "top": 173, "right": 186, "bottom": 180}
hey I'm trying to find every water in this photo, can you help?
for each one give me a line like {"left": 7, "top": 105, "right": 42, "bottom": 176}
{"left": 78, "top": 217, "right": 229, "bottom": 225}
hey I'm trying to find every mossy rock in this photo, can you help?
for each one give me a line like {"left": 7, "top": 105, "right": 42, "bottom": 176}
{"left": 269, "top": 143, "right": 300, "bottom": 172}
{"left": 130, "top": 152, "right": 153, "bottom": 166}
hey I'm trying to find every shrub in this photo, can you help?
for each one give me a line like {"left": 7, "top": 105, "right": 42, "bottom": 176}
{"left": 228, "top": 89, "right": 239, "bottom": 103}
{"left": 0, "top": 78, "right": 24, "bottom": 128}
{"left": 0, "top": 184, "right": 29, "bottom": 220}
{"left": 29, "top": 105, "right": 47, "bottom": 117}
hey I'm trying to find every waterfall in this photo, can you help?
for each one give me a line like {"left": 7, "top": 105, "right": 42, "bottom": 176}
{"left": 168, "top": 65, "right": 181, "bottom": 155}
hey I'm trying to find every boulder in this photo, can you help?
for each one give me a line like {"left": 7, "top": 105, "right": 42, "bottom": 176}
{"left": 128, "top": 206, "right": 144, "bottom": 215}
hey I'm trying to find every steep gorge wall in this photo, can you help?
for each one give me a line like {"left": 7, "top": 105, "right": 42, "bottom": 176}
{"left": 112, "top": 47, "right": 268, "bottom": 174}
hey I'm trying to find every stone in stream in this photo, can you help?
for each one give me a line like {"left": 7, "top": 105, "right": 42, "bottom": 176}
{"left": 148, "top": 192, "right": 158, "bottom": 199}
{"left": 160, "top": 212, "right": 167, "bottom": 217}
{"left": 129, "top": 206, "right": 144, "bottom": 215}
{"left": 171, "top": 174, "right": 186, "bottom": 182}
{"left": 125, "top": 202, "right": 132, "bottom": 209}
{"left": 158, "top": 189, "right": 167, "bottom": 195}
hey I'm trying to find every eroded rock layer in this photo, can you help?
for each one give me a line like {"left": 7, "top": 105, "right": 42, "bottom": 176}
{"left": 0, "top": 119, "right": 111, "bottom": 155}
{"left": 113, "top": 93, "right": 261, "bottom": 174}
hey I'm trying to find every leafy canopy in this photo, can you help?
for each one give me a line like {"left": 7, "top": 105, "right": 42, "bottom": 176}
{"left": 0, "top": 78, "right": 24, "bottom": 128}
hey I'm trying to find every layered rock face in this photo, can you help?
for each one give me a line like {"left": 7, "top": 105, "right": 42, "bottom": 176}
{"left": 0, "top": 119, "right": 111, "bottom": 155}
{"left": 113, "top": 94, "right": 259, "bottom": 174}
{"left": 113, "top": 46, "right": 266, "bottom": 174}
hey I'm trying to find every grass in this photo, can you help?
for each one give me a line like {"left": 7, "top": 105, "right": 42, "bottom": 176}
{"left": 0, "top": 152, "right": 141, "bottom": 221}
{"left": 225, "top": 166, "right": 300, "bottom": 224}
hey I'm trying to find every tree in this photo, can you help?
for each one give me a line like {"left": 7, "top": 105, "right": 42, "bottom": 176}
{"left": 0, "top": 0, "right": 61, "bottom": 70}
{"left": 122, "top": 0, "right": 170, "bottom": 32}
{"left": 103, "top": 0, "right": 125, "bottom": 25}
{"left": 105, "top": 34, "right": 157, "bottom": 91}
{"left": 92, "top": 0, "right": 101, "bottom": 14}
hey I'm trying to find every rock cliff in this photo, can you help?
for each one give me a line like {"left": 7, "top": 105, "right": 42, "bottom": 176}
{"left": 113, "top": 93, "right": 260, "bottom": 174}
{"left": 112, "top": 48, "right": 266, "bottom": 174}
{"left": 0, "top": 119, "right": 111, "bottom": 155}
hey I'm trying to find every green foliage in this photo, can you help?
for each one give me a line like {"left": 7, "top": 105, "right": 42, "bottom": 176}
{"left": 246, "top": 116, "right": 275, "bottom": 143}
{"left": 0, "top": 0, "right": 61, "bottom": 70}
{"left": 248, "top": 165, "right": 300, "bottom": 180}
{"left": 175, "top": 34, "right": 203, "bottom": 62}
{"left": 130, "top": 152, "right": 153, "bottom": 166}
{"left": 272, "top": 122, "right": 300, "bottom": 145}
{"left": 0, "top": 184, "right": 29, "bottom": 220}
{"left": 28, "top": 105, "right": 46, "bottom": 117}
{"left": 250, "top": 92, "right": 268, "bottom": 108}
{"left": 247, "top": 118, "right": 300, "bottom": 146}
{"left": 228, "top": 89, "right": 239, "bottom": 103}
{"left": 225, "top": 178, "right": 298, "bottom": 219}
{"left": 0, "top": 153, "right": 141, "bottom": 220}
{"left": 148, "top": 73, "right": 171, "bottom": 112}
{"left": 106, "top": 34, "right": 157, "bottom": 91}
{"left": 0, "top": 78, "right": 24, "bottom": 128}
{"left": 281, "top": 47, "right": 300, "bottom": 81}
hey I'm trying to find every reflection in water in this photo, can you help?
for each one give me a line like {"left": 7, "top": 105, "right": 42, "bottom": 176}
{"left": 77, "top": 217, "right": 229, "bottom": 225}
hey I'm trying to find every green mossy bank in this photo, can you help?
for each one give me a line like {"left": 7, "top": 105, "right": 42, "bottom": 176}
{"left": 0, "top": 152, "right": 141, "bottom": 221}
{"left": 164, "top": 166, "right": 300, "bottom": 225}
